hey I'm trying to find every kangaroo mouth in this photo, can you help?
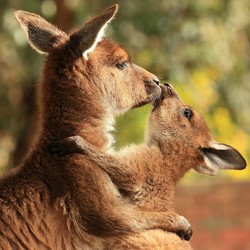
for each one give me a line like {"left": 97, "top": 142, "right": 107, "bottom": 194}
{"left": 132, "top": 99, "right": 151, "bottom": 109}
{"left": 152, "top": 96, "right": 163, "bottom": 110}
{"left": 133, "top": 86, "right": 162, "bottom": 109}
{"left": 152, "top": 83, "right": 176, "bottom": 110}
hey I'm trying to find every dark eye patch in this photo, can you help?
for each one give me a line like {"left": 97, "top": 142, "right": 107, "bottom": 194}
{"left": 182, "top": 108, "right": 193, "bottom": 120}
{"left": 116, "top": 61, "right": 128, "bottom": 70}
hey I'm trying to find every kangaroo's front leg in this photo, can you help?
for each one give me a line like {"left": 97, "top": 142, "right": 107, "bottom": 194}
{"left": 134, "top": 211, "right": 193, "bottom": 241}
{"left": 49, "top": 135, "right": 144, "bottom": 192}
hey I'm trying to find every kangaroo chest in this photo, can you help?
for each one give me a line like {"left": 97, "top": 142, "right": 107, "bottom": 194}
{"left": 127, "top": 173, "right": 175, "bottom": 212}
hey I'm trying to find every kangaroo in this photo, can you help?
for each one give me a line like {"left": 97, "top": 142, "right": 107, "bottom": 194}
{"left": 0, "top": 5, "right": 192, "bottom": 250}
{"left": 50, "top": 83, "right": 247, "bottom": 249}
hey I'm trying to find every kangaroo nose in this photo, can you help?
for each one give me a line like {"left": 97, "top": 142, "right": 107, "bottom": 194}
{"left": 163, "top": 82, "right": 171, "bottom": 87}
{"left": 153, "top": 78, "right": 160, "bottom": 85}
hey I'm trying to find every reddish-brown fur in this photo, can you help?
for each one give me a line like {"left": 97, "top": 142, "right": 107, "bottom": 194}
{"left": 0, "top": 5, "right": 186, "bottom": 250}
{"left": 54, "top": 84, "right": 246, "bottom": 249}
{"left": 2, "top": 4, "right": 246, "bottom": 249}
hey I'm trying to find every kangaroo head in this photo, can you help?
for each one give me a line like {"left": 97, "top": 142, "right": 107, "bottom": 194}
{"left": 147, "top": 83, "right": 246, "bottom": 176}
{"left": 15, "top": 5, "right": 161, "bottom": 120}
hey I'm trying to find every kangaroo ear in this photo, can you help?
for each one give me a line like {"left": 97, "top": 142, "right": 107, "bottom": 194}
{"left": 70, "top": 4, "right": 118, "bottom": 59}
{"left": 15, "top": 11, "right": 68, "bottom": 54}
{"left": 195, "top": 142, "right": 247, "bottom": 176}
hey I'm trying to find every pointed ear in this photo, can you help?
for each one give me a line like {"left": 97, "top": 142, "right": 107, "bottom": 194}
{"left": 70, "top": 4, "right": 118, "bottom": 59}
{"left": 15, "top": 11, "right": 68, "bottom": 54}
{"left": 195, "top": 142, "right": 247, "bottom": 176}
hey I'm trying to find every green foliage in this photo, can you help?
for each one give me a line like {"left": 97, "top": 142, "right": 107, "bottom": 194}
{"left": 0, "top": 0, "right": 249, "bottom": 180}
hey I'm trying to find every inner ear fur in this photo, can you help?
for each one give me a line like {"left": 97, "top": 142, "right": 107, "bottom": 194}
{"left": 15, "top": 4, "right": 118, "bottom": 56}
{"left": 70, "top": 4, "right": 118, "bottom": 59}
{"left": 202, "top": 142, "right": 247, "bottom": 171}
{"left": 15, "top": 11, "right": 68, "bottom": 54}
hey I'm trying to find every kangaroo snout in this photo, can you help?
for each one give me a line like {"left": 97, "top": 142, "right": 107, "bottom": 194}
{"left": 144, "top": 74, "right": 160, "bottom": 87}
{"left": 153, "top": 78, "right": 160, "bottom": 85}
{"left": 144, "top": 76, "right": 161, "bottom": 100}
{"left": 161, "top": 83, "right": 179, "bottom": 99}
{"left": 132, "top": 64, "right": 161, "bottom": 101}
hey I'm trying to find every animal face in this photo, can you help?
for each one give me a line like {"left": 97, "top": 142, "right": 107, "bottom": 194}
{"left": 147, "top": 83, "right": 246, "bottom": 175}
{"left": 87, "top": 39, "right": 161, "bottom": 116}
{"left": 15, "top": 5, "right": 161, "bottom": 118}
{"left": 148, "top": 83, "right": 212, "bottom": 148}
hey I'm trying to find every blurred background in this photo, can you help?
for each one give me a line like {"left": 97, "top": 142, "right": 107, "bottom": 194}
{"left": 0, "top": 0, "right": 249, "bottom": 249}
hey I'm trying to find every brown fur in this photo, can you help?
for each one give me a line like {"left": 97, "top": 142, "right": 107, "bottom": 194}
{"left": 105, "top": 230, "right": 193, "bottom": 250}
{"left": 54, "top": 84, "right": 246, "bottom": 249}
{"left": 0, "top": 5, "right": 182, "bottom": 250}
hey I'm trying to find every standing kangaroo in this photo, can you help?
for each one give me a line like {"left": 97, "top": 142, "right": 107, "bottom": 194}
{"left": 51, "top": 84, "right": 246, "bottom": 249}
{"left": 0, "top": 5, "right": 192, "bottom": 250}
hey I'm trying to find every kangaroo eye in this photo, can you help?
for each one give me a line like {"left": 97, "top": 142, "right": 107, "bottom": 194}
{"left": 182, "top": 108, "right": 193, "bottom": 120}
{"left": 116, "top": 61, "right": 128, "bottom": 70}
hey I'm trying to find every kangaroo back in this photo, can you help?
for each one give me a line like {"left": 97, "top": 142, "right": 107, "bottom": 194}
{"left": 0, "top": 5, "right": 164, "bottom": 250}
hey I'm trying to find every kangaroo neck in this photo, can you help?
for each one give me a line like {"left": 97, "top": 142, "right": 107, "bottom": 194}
{"left": 40, "top": 106, "right": 114, "bottom": 151}
{"left": 37, "top": 75, "right": 115, "bottom": 151}
{"left": 159, "top": 141, "right": 199, "bottom": 183}
{"left": 76, "top": 112, "right": 115, "bottom": 151}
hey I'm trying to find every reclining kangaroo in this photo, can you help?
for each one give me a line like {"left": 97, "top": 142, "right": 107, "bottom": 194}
{"left": 0, "top": 5, "right": 192, "bottom": 250}
{"left": 51, "top": 84, "right": 246, "bottom": 249}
